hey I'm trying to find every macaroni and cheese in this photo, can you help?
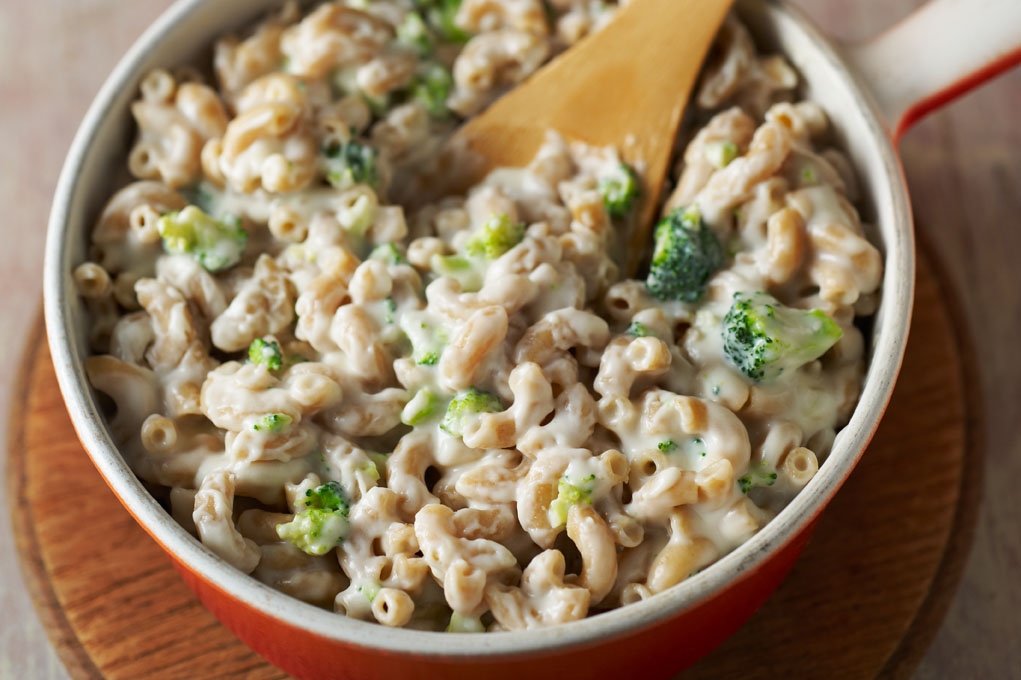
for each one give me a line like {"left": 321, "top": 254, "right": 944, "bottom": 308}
{"left": 75, "top": 0, "right": 882, "bottom": 632}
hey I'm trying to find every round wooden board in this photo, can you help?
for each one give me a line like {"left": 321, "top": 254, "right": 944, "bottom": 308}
{"left": 7, "top": 246, "right": 981, "bottom": 680}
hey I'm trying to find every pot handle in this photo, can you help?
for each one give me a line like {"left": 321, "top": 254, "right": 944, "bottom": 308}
{"left": 844, "top": 0, "right": 1021, "bottom": 142}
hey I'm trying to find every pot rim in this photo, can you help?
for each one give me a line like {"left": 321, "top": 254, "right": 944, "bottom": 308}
{"left": 43, "top": 0, "right": 914, "bottom": 659}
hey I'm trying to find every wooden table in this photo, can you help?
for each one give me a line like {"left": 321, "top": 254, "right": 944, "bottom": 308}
{"left": 1, "top": 1, "right": 1018, "bottom": 677}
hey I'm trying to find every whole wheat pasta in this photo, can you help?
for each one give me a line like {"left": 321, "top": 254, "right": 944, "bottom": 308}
{"left": 78, "top": 1, "right": 882, "bottom": 633}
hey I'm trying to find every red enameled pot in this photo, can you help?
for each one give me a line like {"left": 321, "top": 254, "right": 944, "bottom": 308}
{"left": 43, "top": 1, "right": 1021, "bottom": 678}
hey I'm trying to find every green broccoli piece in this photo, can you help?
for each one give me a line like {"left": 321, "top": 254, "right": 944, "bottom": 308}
{"left": 305, "top": 480, "right": 348, "bottom": 510}
{"left": 383, "top": 296, "right": 397, "bottom": 324}
{"left": 415, "top": 0, "right": 471, "bottom": 43}
{"left": 401, "top": 388, "right": 438, "bottom": 426}
{"left": 722, "top": 292, "right": 843, "bottom": 382}
{"left": 409, "top": 62, "right": 454, "bottom": 119}
{"left": 547, "top": 474, "right": 596, "bottom": 528}
{"left": 366, "top": 451, "right": 390, "bottom": 479}
{"left": 738, "top": 462, "right": 778, "bottom": 494}
{"left": 429, "top": 253, "right": 484, "bottom": 292}
{"left": 446, "top": 612, "right": 485, "bottom": 633}
{"left": 157, "top": 205, "right": 247, "bottom": 272}
{"left": 599, "top": 163, "right": 640, "bottom": 219}
{"left": 396, "top": 10, "right": 434, "bottom": 56}
{"left": 399, "top": 313, "right": 448, "bottom": 365}
{"left": 323, "top": 140, "right": 379, "bottom": 190}
{"left": 248, "top": 338, "right": 282, "bottom": 371}
{"left": 252, "top": 413, "right": 292, "bottom": 433}
{"left": 369, "top": 243, "right": 406, "bottom": 266}
{"left": 658, "top": 439, "right": 677, "bottom": 453}
{"left": 276, "top": 511, "right": 350, "bottom": 555}
{"left": 703, "top": 140, "right": 738, "bottom": 169}
{"left": 356, "top": 580, "right": 382, "bottom": 602}
{"left": 276, "top": 481, "right": 351, "bottom": 555}
{"left": 440, "top": 387, "right": 503, "bottom": 436}
{"left": 465, "top": 213, "right": 524, "bottom": 259}
{"left": 645, "top": 205, "right": 723, "bottom": 302}
{"left": 625, "top": 321, "right": 651, "bottom": 338}
{"left": 359, "top": 459, "right": 381, "bottom": 485}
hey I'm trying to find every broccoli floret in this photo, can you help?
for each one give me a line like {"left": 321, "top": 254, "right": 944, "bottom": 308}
{"left": 415, "top": 0, "right": 471, "bottom": 43}
{"left": 409, "top": 62, "right": 454, "bottom": 119}
{"left": 383, "top": 296, "right": 397, "bottom": 324}
{"left": 400, "top": 312, "right": 448, "bottom": 365}
{"left": 625, "top": 321, "right": 651, "bottom": 338}
{"left": 446, "top": 612, "right": 485, "bottom": 633}
{"left": 547, "top": 474, "right": 596, "bottom": 528}
{"left": 658, "top": 439, "right": 677, "bottom": 453}
{"left": 369, "top": 242, "right": 406, "bottom": 266}
{"left": 396, "top": 10, "right": 434, "bottom": 56}
{"left": 252, "top": 413, "right": 292, "bottom": 433}
{"left": 276, "top": 511, "right": 350, "bottom": 555}
{"left": 276, "top": 481, "right": 351, "bottom": 555}
{"left": 359, "top": 459, "right": 381, "bottom": 485}
{"left": 323, "top": 140, "right": 379, "bottom": 190}
{"left": 440, "top": 387, "right": 503, "bottom": 436}
{"left": 722, "top": 292, "right": 843, "bottom": 382}
{"left": 645, "top": 205, "right": 723, "bottom": 302}
{"left": 366, "top": 451, "right": 390, "bottom": 478}
{"left": 465, "top": 213, "right": 524, "bottom": 259}
{"left": 703, "top": 140, "right": 738, "bottom": 169}
{"left": 248, "top": 338, "right": 282, "bottom": 371}
{"left": 738, "top": 462, "right": 778, "bottom": 494}
{"left": 157, "top": 205, "right": 247, "bottom": 272}
{"left": 401, "top": 388, "right": 438, "bottom": 426}
{"left": 599, "top": 163, "right": 640, "bottom": 219}
{"left": 305, "top": 480, "right": 348, "bottom": 511}
{"left": 429, "top": 253, "right": 484, "bottom": 291}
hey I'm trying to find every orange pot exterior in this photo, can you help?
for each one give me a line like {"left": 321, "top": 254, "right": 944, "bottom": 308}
{"left": 169, "top": 520, "right": 816, "bottom": 680}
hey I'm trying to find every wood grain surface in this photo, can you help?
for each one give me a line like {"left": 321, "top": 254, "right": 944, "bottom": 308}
{"left": 2, "top": 1, "right": 1020, "bottom": 678}
{"left": 5, "top": 249, "right": 979, "bottom": 680}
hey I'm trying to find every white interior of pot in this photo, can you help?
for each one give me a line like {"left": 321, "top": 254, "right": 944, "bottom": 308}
{"left": 44, "top": 0, "right": 912, "bottom": 659}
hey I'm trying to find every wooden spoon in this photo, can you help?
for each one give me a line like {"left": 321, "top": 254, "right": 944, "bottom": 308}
{"left": 442, "top": 0, "right": 735, "bottom": 273}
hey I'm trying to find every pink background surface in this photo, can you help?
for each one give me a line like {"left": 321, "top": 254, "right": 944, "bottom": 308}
{"left": 1, "top": 1, "right": 1018, "bottom": 676}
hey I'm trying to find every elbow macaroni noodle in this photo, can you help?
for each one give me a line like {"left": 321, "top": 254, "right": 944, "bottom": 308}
{"left": 77, "top": 1, "right": 882, "bottom": 631}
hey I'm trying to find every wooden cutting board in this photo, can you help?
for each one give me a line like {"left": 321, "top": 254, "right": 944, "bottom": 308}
{"left": 6, "top": 246, "right": 979, "bottom": 680}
